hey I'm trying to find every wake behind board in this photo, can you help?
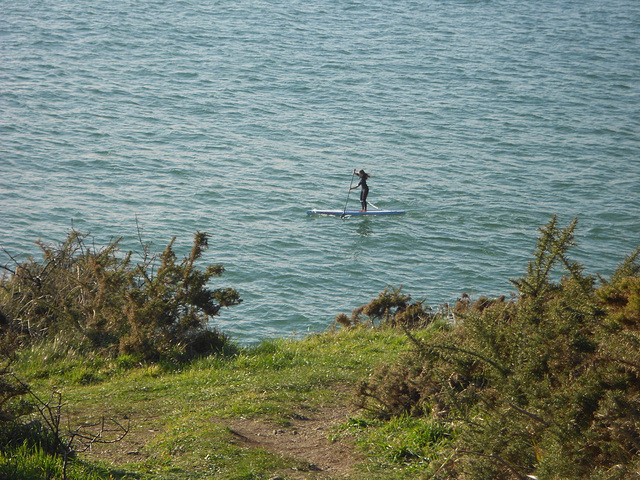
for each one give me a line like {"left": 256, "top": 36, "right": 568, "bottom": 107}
{"left": 307, "top": 209, "right": 405, "bottom": 216}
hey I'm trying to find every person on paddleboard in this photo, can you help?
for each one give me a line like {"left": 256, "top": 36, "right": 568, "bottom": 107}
{"left": 350, "top": 169, "right": 370, "bottom": 211}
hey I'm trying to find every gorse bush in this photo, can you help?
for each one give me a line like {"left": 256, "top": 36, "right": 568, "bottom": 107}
{"left": 357, "top": 217, "right": 640, "bottom": 479}
{"left": 334, "top": 285, "right": 439, "bottom": 330}
{"left": 0, "top": 230, "right": 241, "bottom": 362}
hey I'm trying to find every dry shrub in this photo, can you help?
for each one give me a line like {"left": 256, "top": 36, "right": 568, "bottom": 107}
{"left": 0, "top": 230, "right": 241, "bottom": 362}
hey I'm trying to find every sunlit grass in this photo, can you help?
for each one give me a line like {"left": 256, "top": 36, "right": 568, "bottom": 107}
{"left": 11, "top": 326, "right": 444, "bottom": 479}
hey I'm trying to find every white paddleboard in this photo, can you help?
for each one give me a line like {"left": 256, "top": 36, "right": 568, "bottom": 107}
{"left": 307, "top": 209, "right": 406, "bottom": 216}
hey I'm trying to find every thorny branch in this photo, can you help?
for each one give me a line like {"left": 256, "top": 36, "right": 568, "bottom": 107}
{"left": 68, "top": 416, "right": 130, "bottom": 453}
{"left": 10, "top": 373, "right": 129, "bottom": 479}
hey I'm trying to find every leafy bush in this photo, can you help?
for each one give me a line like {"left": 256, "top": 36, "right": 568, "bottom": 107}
{"left": 356, "top": 217, "right": 640, "bottom": 479}
{"left": 334, "top": 285, "right": 439, "bottom": 330}
{"left": 0, "top": 230, "right": 241, "bottom": 362}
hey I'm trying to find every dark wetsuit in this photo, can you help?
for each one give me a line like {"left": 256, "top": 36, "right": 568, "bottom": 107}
{"left": 356, "top": 177, "right": 369, "bottom": 211}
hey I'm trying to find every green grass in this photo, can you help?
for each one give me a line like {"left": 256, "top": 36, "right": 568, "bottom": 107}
{"left": 8, "top": 325, "right": 449, "bottom": 480}
{"left": 0, "top": 442, "right": 122, "bottom": 480}
{"left": 333, "top": 415, "right": 454, "bottom": 476}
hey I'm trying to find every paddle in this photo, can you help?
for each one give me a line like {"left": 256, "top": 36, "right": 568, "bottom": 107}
{"left": 341, "top": 169, "right": 357, "bottom": 218}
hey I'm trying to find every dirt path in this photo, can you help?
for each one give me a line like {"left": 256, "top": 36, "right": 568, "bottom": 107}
{"left": 218, "top": 404, "right": 362, "bottom": 479}
{"left": 79, "top": 403, "right": 362, "bottom": 479}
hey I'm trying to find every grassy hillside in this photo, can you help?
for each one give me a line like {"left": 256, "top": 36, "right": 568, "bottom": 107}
{"left": 7, "top": 325, "right": 448, "bottom": 479}
{"left": 3, "top": 217, "right": 639, "bottom": 479}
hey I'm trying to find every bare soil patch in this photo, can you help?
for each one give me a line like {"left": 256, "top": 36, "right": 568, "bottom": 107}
{"left": 76, "top": 413, "right": 162, "bottom": 466}
{"left": 218, "top": 403, "right": 362, "bottom": 479}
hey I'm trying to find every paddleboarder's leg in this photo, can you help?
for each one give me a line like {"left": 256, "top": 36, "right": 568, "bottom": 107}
{"left": 360, "top": 187, "right": 369, "bottom": 211}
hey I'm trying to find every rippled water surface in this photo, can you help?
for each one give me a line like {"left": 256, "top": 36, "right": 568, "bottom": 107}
{"left": 2, "top": 0, "right": 639, "bottom": 342}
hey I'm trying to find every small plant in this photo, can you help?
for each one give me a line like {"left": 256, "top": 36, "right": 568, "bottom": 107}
{"left": 0, "top": 334, "right": 27, "bottom": 425}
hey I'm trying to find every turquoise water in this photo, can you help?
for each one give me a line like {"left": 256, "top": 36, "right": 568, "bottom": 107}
{"left": 2, "top": 0, "right": 639, "bottom": 343}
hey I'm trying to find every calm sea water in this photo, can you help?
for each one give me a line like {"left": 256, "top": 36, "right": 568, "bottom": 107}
{"left": 2, "top": 0, "right": 639, "bottom": 343}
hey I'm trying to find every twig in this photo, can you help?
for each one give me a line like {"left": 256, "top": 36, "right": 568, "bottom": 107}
{"left": 428, "top": 448, "right": 458, "bottom": 479}
{"left": 401, "top": 325, "right": 511, "bottom": 377}
{"left": 458, "top": 449, "right": 530, "bottom": 479}
{"left": 508, "top": 402, "right": 550, "bottom": 427}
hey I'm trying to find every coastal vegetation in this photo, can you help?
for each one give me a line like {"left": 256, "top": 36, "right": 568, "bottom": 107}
{"left": 0, "top": 229, "right": 241, "bottom": 362}
{"left": 354, "top": 217, "right": 640, "bottom": 479}
{"left": 0, "top": 217, "right": 639, "bottom": 479}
